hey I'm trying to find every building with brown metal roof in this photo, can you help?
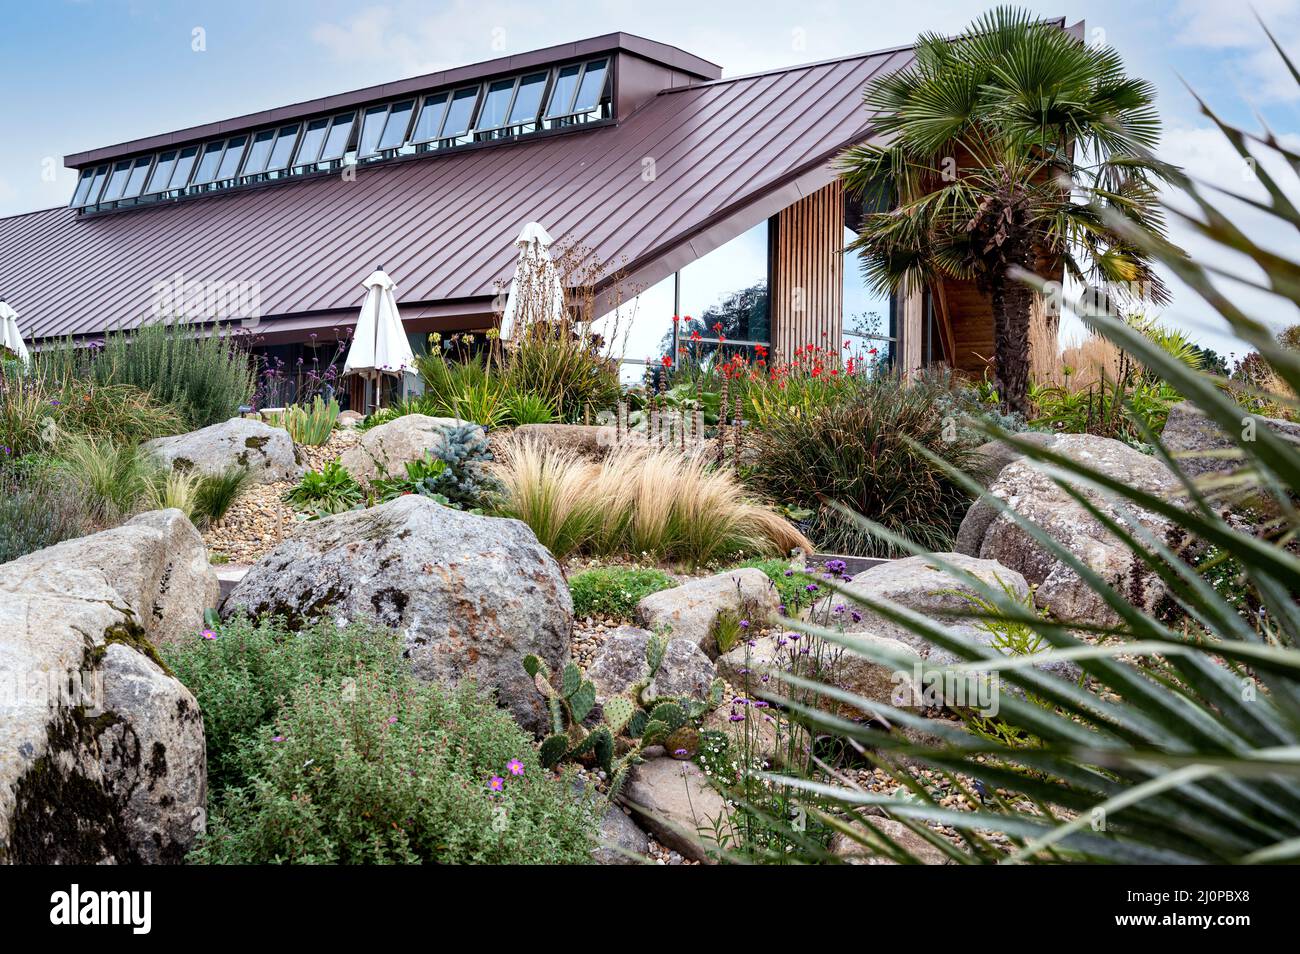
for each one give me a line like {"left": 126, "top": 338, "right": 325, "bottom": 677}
{"left": 0, "top": 31, "right": 993, "bottom": 382}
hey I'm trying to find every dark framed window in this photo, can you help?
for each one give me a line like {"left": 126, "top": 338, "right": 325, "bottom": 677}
{"left": 145, "top": 150, "right": 178, "bottom": 194}
{"left": 168, "top": 146, "right": 200, "bottom": 189}
{"left": 120, "top": 156, "right": 153, "bottom": 200}
{"left": 265, "top": 124, "right": 300, "bottom": 172}
{"left": 100, "top": 160, "right": 133, "bottom": 202}
{"left": 241, "top": 129, "right": 277, "bottom": 175}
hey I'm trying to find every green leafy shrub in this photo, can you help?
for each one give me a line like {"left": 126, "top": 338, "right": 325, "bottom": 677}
{"left": 503, "top": 390, "right": 557, "bottom": 425}
{"left": 161, "top": 615, "right": 407, "bottom": 792}
{"left": 61, "top": 322, "right": 256, "bottom": 430}
{"left": 0, "top": 459, "right": 91, "bottom": 562}
{"left": 745, "top": 372, "right": 982, "bottom": 557}
{"left": 191, "top": 669, "right": 599, "bottom": 864}
{"left": 568, "top": 566, "right": 678, "bottom": 619}
{"left": 370, "top": 452, "right": 452, "bottom": 503}
{"left": 283, "top": 460, "right": 364, "bottom": 517}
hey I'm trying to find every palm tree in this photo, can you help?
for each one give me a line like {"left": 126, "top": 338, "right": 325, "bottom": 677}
{"left": 840, "top": 7, "right": 1171, "bottom": 416}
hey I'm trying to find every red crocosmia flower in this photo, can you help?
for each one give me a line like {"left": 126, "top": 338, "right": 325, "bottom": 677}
{"left": 661, "top": 355, "right": 672, "bottom": 367}
{"left": 869, "top": 347, "right": 878, "bottom": 355}
{"left": 689, "top": 330, "right": 702, "bottom": 342}
{"left": 672, "top": 314, "right": 680, "bottom": 323}
{"left": 811, "top": 366, "right": 823, "bottom": 377}
{"left": 830, "top": 368, "right": 840, "bottom": 376}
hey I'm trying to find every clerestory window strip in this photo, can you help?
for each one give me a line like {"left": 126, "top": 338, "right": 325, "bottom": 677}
{"left": 71, "top": 56, "right": 614, "bottom": 213}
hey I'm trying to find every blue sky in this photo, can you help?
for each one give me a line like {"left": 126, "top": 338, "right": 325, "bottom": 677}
{"left": 1, "top": 0, "right": 1297, "bottom": 355}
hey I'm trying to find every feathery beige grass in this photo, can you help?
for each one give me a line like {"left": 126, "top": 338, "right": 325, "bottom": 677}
{"left": 492, "top": 438, "right": 812, "bottom": 566}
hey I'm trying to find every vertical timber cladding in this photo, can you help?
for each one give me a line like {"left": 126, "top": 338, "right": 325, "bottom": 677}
{"left": 771, "top": 181, "right": 846, "bottom": 363}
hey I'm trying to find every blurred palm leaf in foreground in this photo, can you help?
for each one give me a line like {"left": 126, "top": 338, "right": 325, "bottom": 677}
{"left": 765, "top": 26, "right": 1300, "bottom": 864}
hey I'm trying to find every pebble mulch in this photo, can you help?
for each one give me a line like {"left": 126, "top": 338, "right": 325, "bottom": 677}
{"left": 202, "top": 428, "right": 360, "bottom": 564}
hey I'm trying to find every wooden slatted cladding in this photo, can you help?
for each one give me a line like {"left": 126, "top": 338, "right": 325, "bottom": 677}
{"left": 771, "top": 181, "right": 845, "bottom": 362}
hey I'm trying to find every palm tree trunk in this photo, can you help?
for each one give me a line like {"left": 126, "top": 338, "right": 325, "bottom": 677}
{"left": 990, "top": 238, "right": 1034, "bottom": 418}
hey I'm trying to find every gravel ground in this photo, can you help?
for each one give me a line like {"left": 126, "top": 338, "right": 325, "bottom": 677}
{"left": 202, "top": 427, "right": 361, "bottom": 564}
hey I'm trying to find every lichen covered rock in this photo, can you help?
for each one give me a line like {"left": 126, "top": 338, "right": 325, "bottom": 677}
{"left": 338, "top": 413, "right": 469, "bottom": 483}
{"left": 0, "top": 512, "right": 209, "bottom": 863}
{"left": 223, "top": 495, "right": 572, "bottom": 734}
{"left": 144, "top": 416, "right": 302, "bottom": 485}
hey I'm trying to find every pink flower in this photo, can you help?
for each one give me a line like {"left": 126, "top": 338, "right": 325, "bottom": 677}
{"left": 271, "top": 735, "right": 285, "bottom": 742}
{"left": 386, "top": 715, "right": 398, "bottom": 725}
{"left": 489, "top": 776, "right": 505, "bottom": 792}
{"left": 201, "top": 628, "right": 217, "bottom": 640}
{"left": 507, "top": 759, "right": 524, "bottom": 776}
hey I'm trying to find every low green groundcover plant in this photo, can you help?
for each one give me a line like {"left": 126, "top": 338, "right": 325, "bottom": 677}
{"left": 568, "top": 566, "right": 678, "bottom": 620}
{"left": 166, "top": 615, "right": 599, "bottom": 864}
{"left": 162, "top": 614, "right": 405, "bottom": 792}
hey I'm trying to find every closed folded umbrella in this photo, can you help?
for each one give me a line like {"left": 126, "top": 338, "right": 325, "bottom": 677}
{"left": 344, "top": 267, "right": 415, "bottom": 411}
{"left": 499, "top": 222, "right": 566, "bottom": 341}
{"left": 0, "top": 299, "right": 30, "bottom": 365}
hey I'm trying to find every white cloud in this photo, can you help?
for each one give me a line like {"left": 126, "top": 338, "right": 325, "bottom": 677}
{"left": 1172, "top": 0, "right": 1300, "bottom": 102}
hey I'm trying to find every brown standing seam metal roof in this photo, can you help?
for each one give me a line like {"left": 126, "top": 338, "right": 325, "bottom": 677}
{"left": 0, "top": 46, "right": 912, "bottom": 342}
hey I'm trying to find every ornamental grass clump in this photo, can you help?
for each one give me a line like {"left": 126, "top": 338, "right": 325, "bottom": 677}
{"left": 493, "top": 439, "right": 813, "bottom": 566}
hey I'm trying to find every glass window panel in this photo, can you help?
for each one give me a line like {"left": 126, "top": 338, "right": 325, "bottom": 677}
{"left": 121, "top": 156, "right": 152, "bottom": 199}
{"left": 319, "top": 112, "right": 355, "bottom": 160}
{"left": 591, "top": 274, "right": 677, "bottom": 384}
{"left": 509, "top": 73, "right": 547, "bottom": 124}
{"left": 411, "top": 92, "right": 448, "bottom": 142}
{"left": 842, "top": 222, "right": 894, "bottom": 369}
{"left": 573, "top": 59, "right": 609, "bottom": 111}
{"left": 379, "top": 100, "right": 414, "bottom": 149}
{"left": 85, "top": 165, "right": 110, "bottom": 204}
{"left": 145, "top": 151, "right": 177, "bottom": 194}
{"left": 295, "top": 118, "right": 329, "bottom": 166}
{"left": 266, "top": 125, "right": 300, "bottom": 171}
{"left": 546, "top": 64, "right": 582, "bottom": 117}
{"left": 359, "top": 105, "right": 387, "bottom": 156}
{"left": 441, "top": 87, "right": 478, "bottom": 137}
{"left": 192, "top": 141, "right": 225, "bottom": 183}
{"left": 477, "top": 79, "right": 515, "bottom": 130}
{"left": 241, "top": 129, "right": 276, "bottom": 175}
{"left": 168, "top": 146, "right": 199, "bottom": 189}
{"left": 100, "top": 160, "right": 133, "bottom": 202}
{"left": 677, "top": 221, "right": 770, "bottom": 346}
{"left": 215, "top": 135, "right": 247, "bottom": 180}
{"left": 71, "top": 167, "right": 98, "bottom": 206}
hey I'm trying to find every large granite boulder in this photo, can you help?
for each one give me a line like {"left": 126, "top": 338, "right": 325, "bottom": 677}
{"left": 144, "top": 417, "right": 302, "bottom": 485}
{"left": 815, "top": 553, "right": 1078, "bottom": 688}
{"left": 510, "top": 423, "right": 618, "bottom": 460}
{"left": 586, "top": 626, "right": 716, "bottom": 703}
{"left": 593, "top": 803, "right": 650, "bottom": 865}
{"left": 955, "top": 434, "right": 1181, "bottom": 626}
{"left": 636, "top": 568, "right": 779, "bottom": 658}
{"left": 0, "top": 511, "right": 210, "bottom": 863}
{"left": 338, "top": 413, "right": 469, "bottom": 483}
{"left": 619, "top": 757, "right": 729, "bottom": 863}
{"left": 223, "top": 495, "right": 571, "bottom": 734}
{"left": 1162, "top": 401, "right": 1300, "bottom": 480}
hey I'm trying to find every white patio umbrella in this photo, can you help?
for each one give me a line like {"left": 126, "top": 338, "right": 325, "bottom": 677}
{"left": 499, "top": 222, "right": 567, "bottom": 341}
{"left": 344, "top": 267, "right": 415, "bottom": 411}
{"left": 0, "top": 299, "right": 30, "bottom": 365}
